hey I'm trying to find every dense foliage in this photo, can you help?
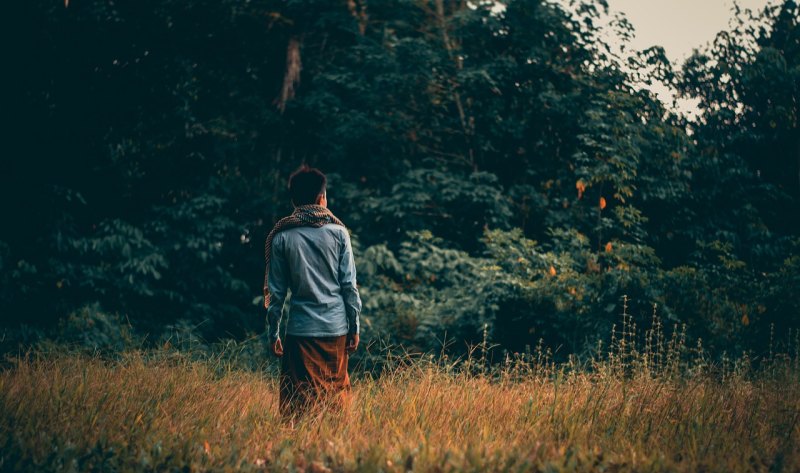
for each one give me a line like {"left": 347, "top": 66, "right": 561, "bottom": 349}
{"left": 2, "top": 0, "right": 798, "bottom": 361}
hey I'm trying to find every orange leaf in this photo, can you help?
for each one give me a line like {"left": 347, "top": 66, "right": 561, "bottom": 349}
{"left": 548, "top": 265, "right": 557, "bottom": 276}
{"left": 605, "top": 242, "right": 612, "bottom": 253}
{"left": 741, "top": 314, "right": 750, "bottom": 326}
{"left": 599, "top": 197, "right": 607, "bottom": 210}
{"left": 204, "top": 440, "right": 211, "bottom": 456}
{"left": 575, "top": 180, "right": 586, "bottom": 199}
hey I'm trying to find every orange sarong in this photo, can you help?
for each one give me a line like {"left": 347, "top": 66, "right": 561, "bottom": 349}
{"left": 279, "top": 334, "right": 351, "bottom": 417}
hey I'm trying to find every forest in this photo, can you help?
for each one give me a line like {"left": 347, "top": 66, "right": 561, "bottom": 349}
{"left": 2, "top": 0, "right": 799, "bottom": 363}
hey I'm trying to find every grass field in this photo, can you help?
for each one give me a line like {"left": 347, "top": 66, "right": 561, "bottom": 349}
{"left": 1, "top": 341, "right": 799, "bottom": 473}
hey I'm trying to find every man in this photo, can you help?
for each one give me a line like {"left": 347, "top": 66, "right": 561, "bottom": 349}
{"left": 263, "top": 164, "right": 362, "bottom": 418}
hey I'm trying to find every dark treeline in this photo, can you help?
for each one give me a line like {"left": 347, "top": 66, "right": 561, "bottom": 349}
{"left": 2, "top": 0, "right": 799, "bottom": 361}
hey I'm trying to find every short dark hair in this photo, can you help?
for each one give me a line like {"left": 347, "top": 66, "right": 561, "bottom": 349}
{"left": 288, "top": 164, "right": 327, "bottom": 205}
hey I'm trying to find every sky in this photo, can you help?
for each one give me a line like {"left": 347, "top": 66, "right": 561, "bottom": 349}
{"left": 601, "top": 0, "right": 776, "bottom": 118}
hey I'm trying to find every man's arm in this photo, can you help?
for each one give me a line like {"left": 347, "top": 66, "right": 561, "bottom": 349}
{"left": 265, "top": 233, "right": 289, "bottom": 345}
{"left": 338, "top": 229, "right": 362, "bottom": 337}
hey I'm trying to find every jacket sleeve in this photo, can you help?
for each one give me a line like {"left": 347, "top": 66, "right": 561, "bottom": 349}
{"left": 338, "top": 229, "right": 362, "bottom": 335}
{"left": 266, "top": 233, "right": 289, "bottom": 343}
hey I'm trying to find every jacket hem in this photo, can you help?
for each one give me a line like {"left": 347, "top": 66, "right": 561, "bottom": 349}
{"left": 284, "top": 329, "right": 349, "bottom": 339}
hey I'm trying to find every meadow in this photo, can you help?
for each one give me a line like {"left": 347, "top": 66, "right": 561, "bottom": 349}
{"left": 2, "top": 322, "right": 799, "bottom": 473}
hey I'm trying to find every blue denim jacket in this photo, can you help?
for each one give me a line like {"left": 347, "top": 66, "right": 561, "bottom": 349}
{"left": 266, "top": 223, "right": 362, "bottom": 343}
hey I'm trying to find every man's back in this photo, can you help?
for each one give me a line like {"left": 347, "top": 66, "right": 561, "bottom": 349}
{"left": 266, "top": 223, "right": 361, "bottom": 341}
{"left": 263, "top": 166, "right": 360, "bottom": 416}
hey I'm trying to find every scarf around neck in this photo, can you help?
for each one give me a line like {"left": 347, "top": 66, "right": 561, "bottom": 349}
{"left": 263, "top": 204, "right": 346, "bottom": 309}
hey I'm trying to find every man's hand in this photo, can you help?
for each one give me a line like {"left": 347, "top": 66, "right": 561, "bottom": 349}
{"left": 271, "top": 337, "right": 284, "bottom": 357}
{"left": 346, "top": 333, "right": 359, "bottom": 354}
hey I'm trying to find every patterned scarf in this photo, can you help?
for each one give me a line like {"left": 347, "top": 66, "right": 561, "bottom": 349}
{"left": 263, "top": 203, "right": 346, "bottom": 309}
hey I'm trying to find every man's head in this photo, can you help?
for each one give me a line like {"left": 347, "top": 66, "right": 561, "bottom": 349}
{"left": 288, "top": 164, "right": 327, "bottom": 207}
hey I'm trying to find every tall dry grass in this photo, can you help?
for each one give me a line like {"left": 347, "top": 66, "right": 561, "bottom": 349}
{"left": 1, "top": 340, "right": 799, "bottom": 472}
{"left": 2, "top": 300, "right": 799, "bottom": 472}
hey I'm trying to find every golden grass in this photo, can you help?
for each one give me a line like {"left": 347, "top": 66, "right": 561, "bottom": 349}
{"left": 1, "top": 349, "right": 799, "bottom": 473}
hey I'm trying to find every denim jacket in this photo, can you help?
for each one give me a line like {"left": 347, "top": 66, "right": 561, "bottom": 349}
{"left": 265, "top": 223, "right": 362, "bottom": 343}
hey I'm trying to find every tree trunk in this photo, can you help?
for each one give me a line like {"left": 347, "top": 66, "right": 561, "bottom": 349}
{"left": 346, "top": 0, "right": 368, "bottom": 35}
{"left": 433, "top": 0, "right": 476, "bottom": 171}
{"left": 275, "top": 36, "right": 302, "bottom": 113}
